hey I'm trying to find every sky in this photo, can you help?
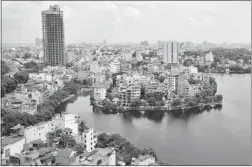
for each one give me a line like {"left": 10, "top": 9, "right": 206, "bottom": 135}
{"left": 2, "top": 1, "right": 251, "bottom": 44}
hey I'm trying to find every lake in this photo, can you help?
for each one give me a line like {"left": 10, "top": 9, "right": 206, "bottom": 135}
{"left": 64, "top": 74, "right": 251, "bottom": 165}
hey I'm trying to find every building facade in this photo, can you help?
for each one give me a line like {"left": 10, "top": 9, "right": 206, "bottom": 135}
{"left": 42, "top": 4, "right": 65, "bottom": 66}
{"left": 163, "top": 41, "right": 179, "bottom": 64}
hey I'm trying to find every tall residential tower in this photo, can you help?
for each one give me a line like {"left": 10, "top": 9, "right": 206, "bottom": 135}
{"left": 42, "top": 5, "right": 65, "bottom": 66}
{"left": 163, "top": 41, "right": 179, "bottom": 64}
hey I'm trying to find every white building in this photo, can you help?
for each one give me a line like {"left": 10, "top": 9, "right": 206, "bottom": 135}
{"left": 156, "top": 41, "right": 165, "bottom": 49}
{"left": 205, "top": 52, "right": 214, "bottom": 62}
{"left": 24, "top": 121, "right": 56, "bottom": 143}
{"left": 93, "top": 84, "right": 106, "bottom": 102}
{"left": 163, "top": 41, "right": 179, "bottom": 64}
{"left": 135, "top": 50, "right": 143, "bottom": 61}
{"left": 110, "top": 61, "right": 120, "bottom": 74}
{"left": 90, "top": 61, "right": 102, "bottom": 73}
{"left": 1, "top": 136, "right": 26, "bottom": 159}
{"left": 52, "top": 113, "right": 79, "bottom": 136}
{"left": 189, "top": 66, "right": 198, "bottom": 74}
{"left": 78, "top": 128, "right": 98, "bottom": 152}
{"left": 131, "top": 155, "right": 155, "bottom": 166}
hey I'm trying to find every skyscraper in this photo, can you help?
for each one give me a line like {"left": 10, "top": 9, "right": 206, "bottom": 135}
{"left": 42, "top": 4, "right": 65, "bottom": 66}
{"left": 163, "top": 41, "right": 179, "bottom": 64}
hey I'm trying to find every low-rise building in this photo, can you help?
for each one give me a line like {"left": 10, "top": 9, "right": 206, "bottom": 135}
{"left": 131, "top": 155, "right": 155, "bottom": 165}
{"left": 73, "top": 147, "right": 116, "bottom": 165}
{"left": 1, "top": 136, "right": 26, "bottom": 160}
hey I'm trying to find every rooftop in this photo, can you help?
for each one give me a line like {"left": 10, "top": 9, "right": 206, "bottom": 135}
{"left": 1, "top": 135, "right": 25, "bottom": 147}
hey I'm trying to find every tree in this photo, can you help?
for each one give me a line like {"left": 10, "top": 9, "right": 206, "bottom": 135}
{"left": 58, "top": 134, "right": 77, "bottom": 148}
{"left": 130, "top": 99, "right": 142, "bottom": 108}
{"left": 183, "top": 59, "right": 194, "bottom": 67}
{"left": 171, "top": 99, "right": 182, "bottom": 107}
{"left": 213, "top": 94, "right": 223, "bottom": 103}
{"left": 140, "top": 86, "right": 145, "bottom": 99}
{"left": 23, "top": 61, "right": 38, "bottom": 69}
{"left": 79, "top": 120, "right": 88, "bottom": 134}
{"left": 23, "top": 52, "right": 32, "bottom": 59}
{"left": 14, "top": 72, "right": 29, "bottom": 84}
{"left": 142, "top": 148, "right": 157, "bottom": 159}
{"left": 1, "top": 61, "right": 9, "bottom": 75}
{"left": 73, "top": 144, "right": 85, "bottom": 155}
{"left": 147, "top": 97, "right": 156, "bottom": 106}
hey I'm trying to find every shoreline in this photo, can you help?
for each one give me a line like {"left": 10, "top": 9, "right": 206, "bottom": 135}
{"left": 91, "top": 100, "right": 222, "bottom": 113}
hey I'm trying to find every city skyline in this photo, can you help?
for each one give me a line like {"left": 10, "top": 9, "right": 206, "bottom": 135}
{"left": 2, "top": 1, "right": 251, "bottom": 44}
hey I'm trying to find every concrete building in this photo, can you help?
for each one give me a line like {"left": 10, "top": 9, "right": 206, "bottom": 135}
{"left": 1, "top": 136, "right": 26, "bottom": 160}
{"left": 135, "top": 50, "right": 143, "bottom": 61}
{"left": 42, "top": 4, "right": 65, "bottom": 66}
{"left": 72, "top": 147, "right": 116, "bottom": 165}
{"left": 131, "top": 155, "right": 155, "bottom": 166}
{"left": 119, "top": 84, "right": 141, "bottom": 107}
{"left": 24, "top": 121, "right": 56, "bottom": 143}
{"left": 156, "top": 41, "right": 165, "bottom": 49}
{"left": 205, "top": 51, "right": 214, "bottom": 63}
{"left": 93, "top": 84, "right": 107, "bottom": 102}
{"left": 90, "top": 61, "right": 102, "bottom": 73}
{"left": 163, "top": 41, "right": 179, "bottom": 64}
{"left": 77, "top": 128, "right": 98, "bottom": 152}
{"left": 110, "top": 61, "right": 120, "bottom": 74}
{"left": 52, "top": 113, "right": 79, "bottom": 136}
{"left": 164, "top": 75, "right": 179, "bottom": 93}
{"left": 189, "top": 66, "right": 198, "bottom": 74}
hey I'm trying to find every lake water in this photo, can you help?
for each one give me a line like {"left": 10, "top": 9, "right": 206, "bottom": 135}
{"left": 64, "top": 74, "right": 251, "bottom": 165}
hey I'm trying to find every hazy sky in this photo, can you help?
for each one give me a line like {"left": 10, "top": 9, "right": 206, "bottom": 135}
{"left": 2, "top": 1, "right": 251, "bottom": 44}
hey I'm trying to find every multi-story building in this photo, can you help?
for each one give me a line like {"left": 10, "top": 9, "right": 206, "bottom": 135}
{"left": 163, "top": 41, "right": 179, "bottom": 64}
{"left": 76, "top": 128, "right": 98, "bottom": 152}
{"left": 52, "top": 113, "right": 79, "bottom": 136}
{"left": 24, "top": 121, "right": 56, "bottom": 143}
{"left": 119, "top": 84, "right": 141, "bottom": 107}
{"left": 205, "top": 52, "right": 214, "bottom": 63}
{"left": 156, "top": 41, "right": 165, "bottom": 49}
{"left": 135, "top": 50, "right": 143, "bottom": 61}
{"left": 90, "top": 61, "right": 103, "bottom": 73}
{"left": 110, "top": 61, "right": 120, "bottom": 74}
{"left": 93, "top": 84, "right": 107, "bottom": 103}
{"left": 91, "top": 73, "right": 106, "bottom": 84}
{"left": 42, "top": 4, "right": 65, "bottom": 66}
{"left": 1, "top": 136, "right": 26, "bottom": 161}
{"left": 164, "top": 75, "right": 179, "bottom": 93}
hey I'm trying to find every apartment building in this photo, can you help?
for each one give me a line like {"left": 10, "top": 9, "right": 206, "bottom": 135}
{"left": 119, "top": 84, "right": 141, "bottom": 107}
{"left": 42, "top": 5, "right": 65, "bottom": 66}
{"left": 76, "top": 128, "right": 98, "bottom": 152}
{"left": 91, "top": 73, "right": 106, "bottom": 84}
{"left": 110, "top": 61, "right": 120, "bottom": 74}
{"left": 164, "top": 75, "right": 179, "bottom": 93}
{"left": 93, "top": 84, "right": 107, "bottom": 102}
{"left": 163, "top": 41, "right": 179, "bottom": 64}
{"left": 24, "top": 121, "right": 56, "bottom": 143}
{"left": 52, "top": 113, "right": 79, "bottom": 136}
{"left": 205, "top": 51, "right": 214, "bottom": 63}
